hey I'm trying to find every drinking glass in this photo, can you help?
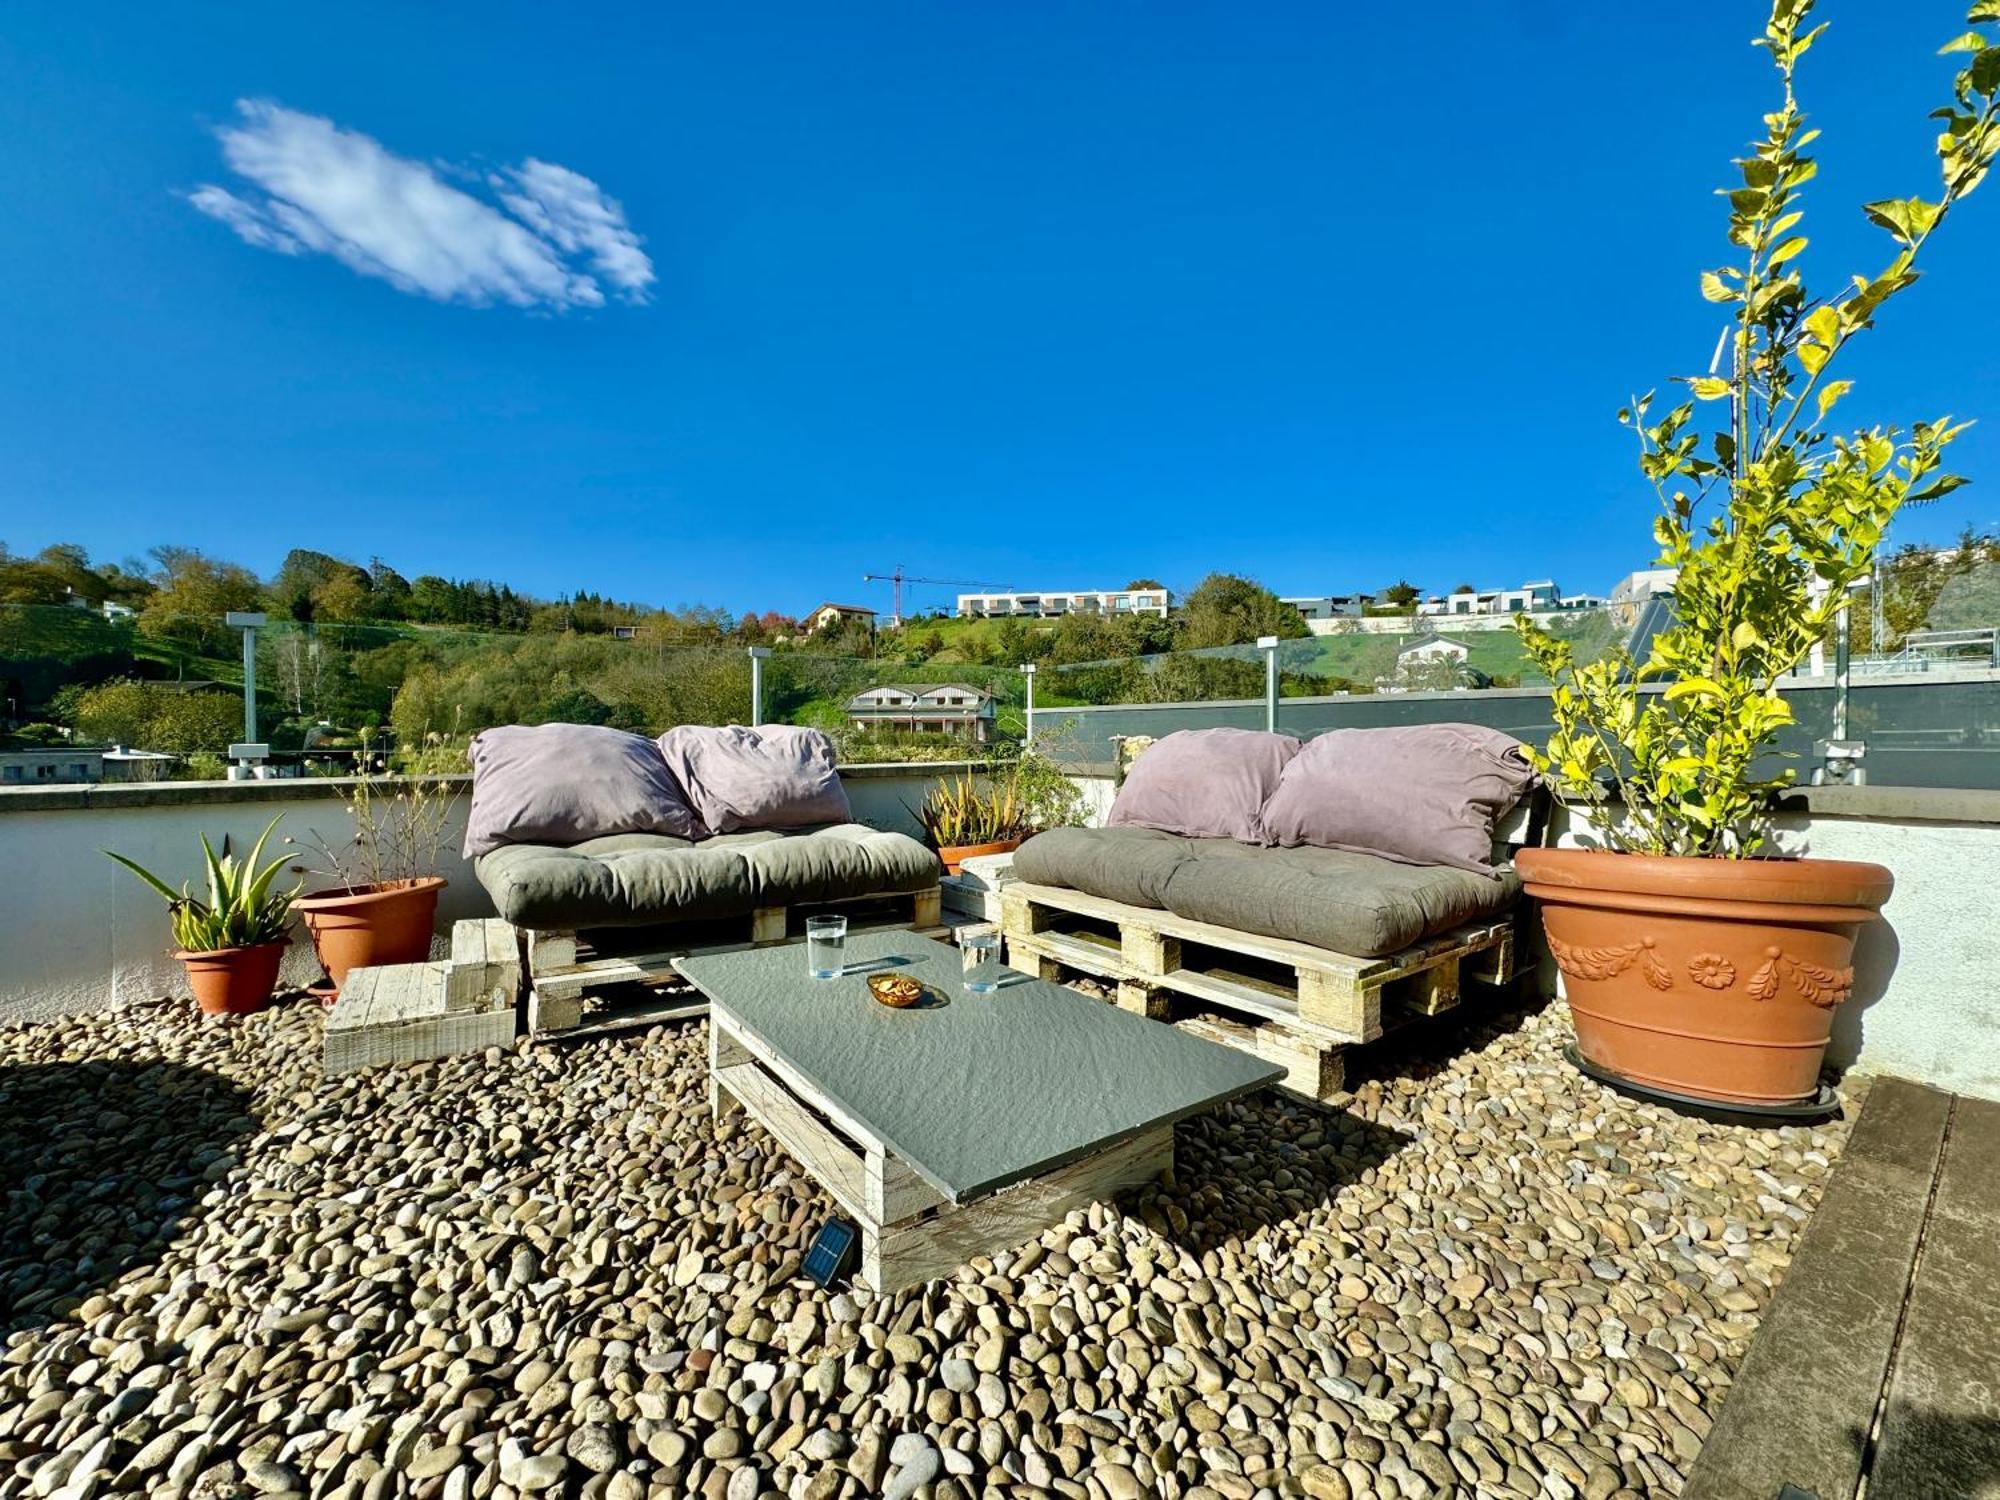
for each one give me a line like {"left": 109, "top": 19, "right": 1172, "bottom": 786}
{"left": 806, "top": 916, "right": 847, "bottom": 979}
{"left": 961, "top": 929, "right": 1003, "bottom": 993}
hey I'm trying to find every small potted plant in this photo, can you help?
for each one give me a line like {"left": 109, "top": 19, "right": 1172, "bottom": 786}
{"left": 915, "top": 769, "right": 1033, "bottom": 874}
{"left": 105, "top": 816, "right": 299, "bottom": 1017}
{"left": 293, "top": 731, "right": 463, "bottom": 999}
{"left": 1513, "top": 0, "right": 1998, "bottom": 1108}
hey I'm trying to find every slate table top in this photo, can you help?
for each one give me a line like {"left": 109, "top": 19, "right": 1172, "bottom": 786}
{"left": 676, "top": 929, "right": 1283, "bottom": 1204}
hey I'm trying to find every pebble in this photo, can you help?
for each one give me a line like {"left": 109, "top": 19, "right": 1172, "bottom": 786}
{"left": 0, "top": 990, "right": 1854, "bottom": 1500}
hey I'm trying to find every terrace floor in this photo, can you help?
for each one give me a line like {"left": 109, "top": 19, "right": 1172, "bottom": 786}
{"left": 0, "top": 987, "right": 1856, "bottom": 1500}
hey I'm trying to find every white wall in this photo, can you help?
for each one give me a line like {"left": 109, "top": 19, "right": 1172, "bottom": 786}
{"left": 0, "top": 764, "right": 962, "bottom": 1025}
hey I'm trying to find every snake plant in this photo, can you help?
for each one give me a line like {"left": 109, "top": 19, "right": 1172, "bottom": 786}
{"left": 105, "top": 816, "right": 300, "bottom": 953}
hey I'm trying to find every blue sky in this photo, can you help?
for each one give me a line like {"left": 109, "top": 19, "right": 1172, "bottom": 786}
{"left": 3, "top": 3, "right": 1997, "bottom": 618}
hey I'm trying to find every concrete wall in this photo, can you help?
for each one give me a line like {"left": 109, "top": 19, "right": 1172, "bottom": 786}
{"left": 0, "top": 763, "right": 966, "bottom": 1025}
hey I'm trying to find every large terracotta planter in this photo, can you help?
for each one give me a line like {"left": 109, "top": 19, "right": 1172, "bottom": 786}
{"left": 176, "top": 940, "right": 287, "bottom": 1017}
{"left": 936, "top": 838, "right": 1022, "bottom": 876}
{"left": 1517, "top": 847, "right": 1892, "bottom": 1106}
{"left": 295, "top": 877, "right": 446, "bottom": 995}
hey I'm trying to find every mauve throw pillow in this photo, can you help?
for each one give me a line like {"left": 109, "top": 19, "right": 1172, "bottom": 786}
{"left": 464, "top": 723, "right": 705, "bottom": 859}
{"left": 1106, "top": 728, "right": 1301, "bottom": 845}
{"left": 657, "top": 725, "right": 853, "bottom": 834}
{"left": 1257, "top": 723, "right": 1536, "bottom": 874}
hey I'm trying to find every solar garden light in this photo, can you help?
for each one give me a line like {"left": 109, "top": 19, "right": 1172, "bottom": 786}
{"left": 225, "top": 611, "right": 270, "bottom": 779}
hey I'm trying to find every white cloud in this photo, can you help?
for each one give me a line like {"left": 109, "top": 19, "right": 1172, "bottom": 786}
{"left": 187, "top": 100, "right": 652, "bottom": 311}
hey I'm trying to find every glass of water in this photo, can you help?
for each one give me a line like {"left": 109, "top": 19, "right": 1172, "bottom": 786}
{"left": 806, "top": 916, "right": 847, "bottom": 979}
{"left": 961, "top": 929, "right": 1003, "bottom": 993}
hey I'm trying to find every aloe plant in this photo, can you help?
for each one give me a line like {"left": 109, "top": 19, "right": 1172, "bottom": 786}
{"left": 105, "top": 816, "right": 300, "bottom": 953}
{"left": 914, "top": 771, "right": 1032, "bottom": 848}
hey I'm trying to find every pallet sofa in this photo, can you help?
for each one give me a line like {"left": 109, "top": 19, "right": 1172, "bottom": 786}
{"left": 1001, "top": 724, "right": 1541, "bottom": 1101}
{"left": 467, "top": 724, "right": 945, "bottom": 1037}
{"left": 479, "top": 823, "right": 942, "bottom": 1035}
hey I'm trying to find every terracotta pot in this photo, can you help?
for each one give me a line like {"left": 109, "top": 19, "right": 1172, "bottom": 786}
{"left": 176, "top": 940, "right": 287, "bottom": 1017}
{"left": 937, "top": 838, "right": 1022, "bottom": 876}
{"left": 1517, "top": 847, "right": 1892, "bottom": 1106}
{"left": 295, "top": 877, "right": 446, "bottom": 994}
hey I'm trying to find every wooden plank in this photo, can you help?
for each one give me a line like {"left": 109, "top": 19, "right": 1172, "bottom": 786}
{"left": 1400, "top": 955, "right": 1460, "bottom": 1017}
{"left": 1176, "top": 1014, "right": 1343, "bottom": 1105}
{"left": 1009, "top": 881, "right": 1384, "bottom": 979}
{"left": 527, "top": 988, "right": 585, "bottom": 1034}
{"left": 1295, "top": 968, "right": 1382, "bottom": 1041}
{"left": 866, "top": 1149, "right": 950, "bottom": 1225}
{"left": 710, "top": 1024, "right": 751, "bottom": 1117}
{"left": 525, "top": 930, "right": 578, "bottom": 973}
{"left": 1681, "top": 1077, "right": 1952, "bottom": 1500}
{"left": 323, "top": 1004, "right": 514, "bottom": 1078}
{"left": 910, "top": 886, "right": 941, "bottom": 930}
{"left": 1114, "top": 980, "right": 1171, "bottom": 1020}
{"left": 1120, "top": 924, "right": 1179, "bottom": 976}
{"left": 863, "top": 1127, "right": 1171, "bottom": 1294}
{"left": 1868, "top": 1095, "right": 2000, "bottom": 1500}
{"left": 553, "top": 993, "right": 709, "bottom": 1041}
{"left": 751, "top": 906, "right": 788, "bottom": 943}
{"left": 713, "top": 1058, "right": 869, "bottom": 1222}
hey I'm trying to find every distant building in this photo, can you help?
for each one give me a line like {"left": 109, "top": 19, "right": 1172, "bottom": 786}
{"left": 1282, "top": 593, "right": 1376, "bottom": 620}
{"left": 1419, "top": 580, "right": 1566, "bottom": 618}
{"left": 1397, "top": 636, "right": 1470, "bottom": 667}
{"left": 845, "top": 684, "right": 998, "bottom": 743}
{"left": 1610, "top": 568, "right": 1679, "bottom": 605}
{"left": 805, "top": 602, "right": 878, "bottom": 634}
{"left": 956, "top": 588, "right": 1169, "bottom": 620}
{"left": 1, "top": 748, "right": 104, "bottom": 786}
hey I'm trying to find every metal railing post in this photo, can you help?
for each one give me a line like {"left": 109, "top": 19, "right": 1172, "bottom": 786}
{"left": 748, "top": 646, "right": 771, "bottom": 725}
{"left": 226, "top": 611, "right": 269, "bottom": 778}
{"left": 1258, "top": 635, "right": 1279, "bottom": 733}
{"left": 1020, "top": 664, "right": 1037, "bottom": 749}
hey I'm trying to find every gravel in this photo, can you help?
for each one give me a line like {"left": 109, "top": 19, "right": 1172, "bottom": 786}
{"left": 0, "top": 987, "right": 1855, "bottom": 1497}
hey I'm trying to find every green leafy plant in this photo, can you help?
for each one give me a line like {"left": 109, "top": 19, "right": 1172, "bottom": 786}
{"left": 1518, "top": 0, "right": 1999, "bottom": 856}
{"left": 292, "top": 727, "right": 464, "bottom": 888}
{"left": 914, "top": 771, "right": 1032, "bottom": 848}
{"left": 105, "top": 815, "right": 299, "bottom": 953}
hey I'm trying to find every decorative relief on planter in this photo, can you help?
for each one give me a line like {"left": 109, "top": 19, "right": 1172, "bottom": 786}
{"left": 1747, "top": 946, "right": 1854, "bottom": 1008}
{"left": 1549, "top": 936, "right": 1674, "bottom": 991}
{"left": 1687, "top": 954, "right": 1738, "bottom": 990}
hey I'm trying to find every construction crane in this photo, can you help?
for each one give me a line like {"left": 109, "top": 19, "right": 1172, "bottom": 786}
{"left": 862, "top": 566, "right": 1010, "bottom": 627}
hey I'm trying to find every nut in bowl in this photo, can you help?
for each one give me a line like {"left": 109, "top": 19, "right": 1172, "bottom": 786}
{"left": 867, "top": 973, "right": 929, "bottom": 1010}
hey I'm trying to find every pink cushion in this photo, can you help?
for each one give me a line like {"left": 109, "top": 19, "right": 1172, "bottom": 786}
{"left": 657, "top": 725, "right": 853, "bottom": 834}
{"left": 464, "top": 723, "right": 705, "bottom": 859}
{"left": 1257, "top": 724, "right": 1535, "bottom": 874}
{"left": 1106, "top": 728, "right": 1300, "bottom": 844}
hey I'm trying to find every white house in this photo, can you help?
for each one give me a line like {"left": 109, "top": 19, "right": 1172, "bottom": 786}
{"left": 956, "top": 588, "right": 1169, "bottom": 620}
{"left": 1419, "top": 580, "right": 1565, "bottom": 618}
{"left": 1397, "top": 636, "right": 1470, "bottom": 666}
{"left": 844, "top": 684, "right": 998, "bottom": 743}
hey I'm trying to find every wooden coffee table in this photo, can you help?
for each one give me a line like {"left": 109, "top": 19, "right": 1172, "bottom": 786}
{"left": 676, "top": 930, "right": 1282, "bottom": 1292}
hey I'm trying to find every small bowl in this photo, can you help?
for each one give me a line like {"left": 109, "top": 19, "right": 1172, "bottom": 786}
{"left": 867, "top": 973, "right": 927, "bottom": 1009}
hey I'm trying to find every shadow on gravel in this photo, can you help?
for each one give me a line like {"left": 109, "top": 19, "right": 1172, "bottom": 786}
{"left": 0, "top": 1060, "right": 257, "bottom": 1336}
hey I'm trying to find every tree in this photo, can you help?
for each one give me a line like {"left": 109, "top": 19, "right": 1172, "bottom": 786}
{"left": 1380, "top": 580, "right": 1422, "bottom": 609}
{"left": 138, "top": 548, "right": 261, "bottom": 662}
{"left": 1173, "top": 574, "right": 1309, "bottom": 649}
{"left": 71, "top": 679, "right": 242, "bottom": 752}
{"left": 1123, "top": 577, "right": 1166, "bottom": 591}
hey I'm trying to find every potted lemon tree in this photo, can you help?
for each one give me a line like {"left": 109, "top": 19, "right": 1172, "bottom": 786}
{"left": 1515, "top": 0, "right": 1999, "bottom": 1108}
{"left": 106, "top": 816, "right": 299, "bottom": 1017}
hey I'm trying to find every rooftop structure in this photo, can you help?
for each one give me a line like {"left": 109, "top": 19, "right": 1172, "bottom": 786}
{"left": 845, "top": 682, "right": 997, "bottom": 742}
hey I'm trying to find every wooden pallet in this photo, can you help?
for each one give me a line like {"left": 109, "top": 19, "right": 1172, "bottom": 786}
{"left": 323, "top": 918, "right": 520, "bottom": 1077}
{"left": 521, "top": 886, "right": 944, "bottom": 1038}
{"left": 1001, "top": 881, "right": 1515, "bottom": 1103}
